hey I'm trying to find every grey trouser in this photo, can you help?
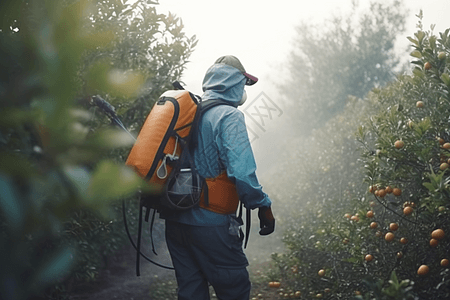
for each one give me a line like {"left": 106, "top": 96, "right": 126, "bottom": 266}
{"left": 165, "top": 220, "right": 251, "bottom": 300}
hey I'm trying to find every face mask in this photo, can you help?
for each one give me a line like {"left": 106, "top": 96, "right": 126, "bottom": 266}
{"left": 238, "top": 90, "right": 247, "bottom": 106}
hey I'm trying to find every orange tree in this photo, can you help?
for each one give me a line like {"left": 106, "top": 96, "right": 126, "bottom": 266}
{"left": 279, "top": 0, "right": 407, "bottom": 136}
{"left": 0, "top": 1, "right": 195, "bottom": 299}
{"left": 356, "top": 18, "right": 450, "bottom": 298}
{"left": 263, "top": 19, "right": 450, "bottom": 300}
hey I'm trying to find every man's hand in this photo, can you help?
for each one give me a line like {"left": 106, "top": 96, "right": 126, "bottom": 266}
{"left": 258, "top": 206, "right": 275, "bottom": 235}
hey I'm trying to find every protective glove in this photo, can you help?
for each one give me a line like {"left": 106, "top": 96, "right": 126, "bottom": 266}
{"left": 258, "top": 206, "right": 275, "bottom": 235}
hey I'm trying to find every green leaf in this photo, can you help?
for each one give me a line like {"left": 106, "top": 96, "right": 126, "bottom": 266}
{"left": 423, "top": 182, "right": 436, "bottom": 192}
{"left": 86, "top": 160, "right": 142, "bottom": 209}
{"left": 413, "top": 67, "right": 424, "bottom": 78}
{"left": 441, "top": 73, "right": 450, "bottom": 86}
{"left": 407, "top": 36, "right": 419, "bottom": 46}
{"left": 410, "top": 50, "right": 422, "bottom": 58}
{"left": 32, "top": 247, "right": 75, "bottom": 288}
{"left": 0, "top": 173, "right": 24, "bottom": 231}
{"left": 0, "top": 153, "right": 36, "bottom": 179}
{"left": 86, "top": 128, "right": 135, "bottom": 150}
{"left": 389, "top": 270, "right": 399, "bottom": 285}
{"left": 429, "top": 35, "right": 437, "bottom": 50}
{"left": 85, "top": 60, "right": 145, "bottom": 98}
{"left": 415, "top": 30, "right": 426, "bottom": 43}
{"left": 62, "top": 165, "right": 91, "bottom": 199}
{"left": 0, "top": 108, "right": 39, "bottom": 128}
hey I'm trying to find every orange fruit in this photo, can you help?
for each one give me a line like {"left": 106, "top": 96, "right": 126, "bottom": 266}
{"left": 430, "top": 238, "right": 439, "bottom": 247}
{"left": 370, "top": 222, "right": 378, "bottom": 229}
{"left": 394, "top": 140, "right": 404, "bottom": 149}
{"left": 351, "top": 215, "right": 359, "bottom": 222}
{"left": 417, "top": 265, "right": 429, "bottom": 276}
{"left": 416, "top": 101, "right": 424, "bottom": 108}
{"left": 365, "top": 254, "right": 373, "bottom": 262}
{"left": 424, "top": 62, "right": 432, "bottom": 70}
{"left": 397, "top": 251, "right": 403, "bottom": 259}
{"left": 343, "top": 238, "right": 350, "bottom": 244}
{"left": 440, "top": 163, "right": 449, "bottom": 170}
{"left": 385, "top": 232, "right": 395, "bottom": 242}
{"left": 438, "top": 137, "right": 445, "bottom": 145}
{"left": 431, "top": 229, "right": 445, "bottom": 240}
{"left": 441, "top": 259, "right": 449, "bottom": 267}
{"left": 377, "top": 189, "right": 386, "bottom": 198}
{"left": 438, "top": 52, "right": 446, "bottom": 60}
{"left": 366, "top": 210, "right": 374, "bottom": 218}
{"left": 400, "top": 237, "right": 408, "bottom": 244}
{"left": 385, "top": 186, "right": 393, "bottom": 194}
{"left": 443, "top": 143, "right": 450, "bottom": 149}
{"left": 344, "top": 213, "right": 352, "bottom": 219}
{"left": 393, "top": 188, "right": 402, "bottom": 196}
{"left": 318, "top": 269, "right": 325, "bottom": 277}
{"left": 270, "top": 281, "right": 281, "bottom": 288}
{"left": 295, "top": 291, "right": 301, "bottom": 297}
{"left": 403, "top": 206, "right": 413, "bottom": 216}
{"left": 390, "top": 223, "right": 399, "bottom": 231}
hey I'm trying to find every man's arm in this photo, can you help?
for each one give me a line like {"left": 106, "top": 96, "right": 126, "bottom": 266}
{"left": 216, "top": 108, "right": 272, "bottom": 209}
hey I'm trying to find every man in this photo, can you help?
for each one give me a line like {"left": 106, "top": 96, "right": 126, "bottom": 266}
{"left": 164, "top": 55, "right": 275, "bottom": 300}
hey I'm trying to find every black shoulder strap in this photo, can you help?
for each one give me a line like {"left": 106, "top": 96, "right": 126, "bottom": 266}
{"left": 199, "top": 99, "right": 232, "bottom": 113}
{"left": 191, "top": 99, "right": 234, "bottom": 203}
{"left": 188, "top": 100, "right": 233, "bottom": 153}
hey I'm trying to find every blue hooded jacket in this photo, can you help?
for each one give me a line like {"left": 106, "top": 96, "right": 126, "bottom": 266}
{"left": 163, "top": 63, "right": 272, "bottom": 226}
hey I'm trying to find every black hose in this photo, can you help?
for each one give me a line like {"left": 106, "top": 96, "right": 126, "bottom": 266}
{"left": 122, "top": 199, "right": 174, "bottom": 270}
{"left": 92, "top": 94, "right": 174, "bottom": 271}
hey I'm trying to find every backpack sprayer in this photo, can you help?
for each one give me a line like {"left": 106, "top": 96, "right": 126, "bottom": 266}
{"left": 90, "top": 82, "right": 252, "bottom": 276}
{"left": 90, "top": 93, "right": 175, "bottom": 271}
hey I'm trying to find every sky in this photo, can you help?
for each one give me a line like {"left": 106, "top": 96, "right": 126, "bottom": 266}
{"left": 155, "top": 0, "right": 450, "bottom": 98}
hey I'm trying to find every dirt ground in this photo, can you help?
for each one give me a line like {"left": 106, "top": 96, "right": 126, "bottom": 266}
{"left": 68, "top": 221, "right": 284, "bottom": 300}
{"left": 68, "top": 243, "right": 176, "bottom": 300}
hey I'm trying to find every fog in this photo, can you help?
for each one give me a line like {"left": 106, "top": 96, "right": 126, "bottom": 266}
{"left": 120, "top": 0, "right": 450, "bottom": 283}
{"left": 144, "top": 0, "right": 450, "bottom": 269}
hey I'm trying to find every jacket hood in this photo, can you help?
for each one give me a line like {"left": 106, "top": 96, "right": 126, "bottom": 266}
{"left": 201, "top": 64, "right": 246, "bottom": 106}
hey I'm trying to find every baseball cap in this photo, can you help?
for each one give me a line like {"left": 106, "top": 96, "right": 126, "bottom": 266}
{"left": 214, "top": 55, "right": 258, "bottom": 85}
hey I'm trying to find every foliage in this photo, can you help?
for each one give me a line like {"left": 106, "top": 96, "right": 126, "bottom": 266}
{"left": 266, "top": 13, "right": 450, "bottom": 300}
{"left": 280, "top": 0, "right": 407, "bottom": 136}
{"left": 0, "top": 0, "right": 195, "bottom": 299}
